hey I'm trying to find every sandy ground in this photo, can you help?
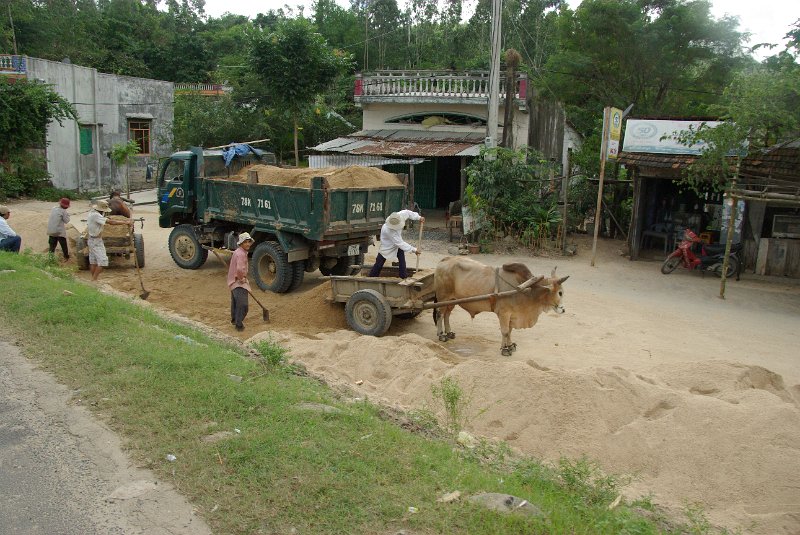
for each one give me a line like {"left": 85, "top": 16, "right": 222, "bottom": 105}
{"left": 6, "top": 197, "right": 800, "bottom": 534}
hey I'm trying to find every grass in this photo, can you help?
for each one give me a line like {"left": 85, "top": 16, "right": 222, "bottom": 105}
{"left": 0, "top": 251, "right": 724, "bottom": 534}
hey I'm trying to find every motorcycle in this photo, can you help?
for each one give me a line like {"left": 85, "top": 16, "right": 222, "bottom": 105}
{"left": 661, "top": 228, "right": 742, "bottom": 279}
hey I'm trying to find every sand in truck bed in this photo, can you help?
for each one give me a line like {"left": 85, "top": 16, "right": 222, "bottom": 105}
{"left": 224, "top": 165, "right": 404, "bottom": 189}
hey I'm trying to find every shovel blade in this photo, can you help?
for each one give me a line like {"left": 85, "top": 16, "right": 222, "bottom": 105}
{"left": 140, "top": 291, "right": 150, "bottom": 300}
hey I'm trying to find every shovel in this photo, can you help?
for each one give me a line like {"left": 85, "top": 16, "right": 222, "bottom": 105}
{"left": 414, "top": 219, "right": 424, "bottom": 274}
{"left": 246, "top": 289, "right": 270, "bottom": 322}
{"left": 208, "top": 246, "right": 269, "bottom": 322}
{"left": 130, "top": 230, "right": 150, "bottom": 300}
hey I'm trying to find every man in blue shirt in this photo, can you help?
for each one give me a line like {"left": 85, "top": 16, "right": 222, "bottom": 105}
{"left": 0, "top": 205, "right": 21, "bottom": 253}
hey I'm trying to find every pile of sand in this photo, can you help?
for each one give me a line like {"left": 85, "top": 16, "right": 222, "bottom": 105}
{"left": 225, "top": 165, "right": 404, "bottom": 189}
{"left": 251, "top": 330, "right": 800, "bottom": 534}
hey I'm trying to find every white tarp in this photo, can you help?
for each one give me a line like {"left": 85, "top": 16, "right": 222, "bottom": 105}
{"left": 622, "top": 119, "right": 721, "bottom": 155}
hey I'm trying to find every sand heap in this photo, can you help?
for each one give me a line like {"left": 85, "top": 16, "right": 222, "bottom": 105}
{"left": 249, "top": 330, "right": 800, "bottom": 535}
{"left": 227, "top": 165, "right": 404, "bottom": 189}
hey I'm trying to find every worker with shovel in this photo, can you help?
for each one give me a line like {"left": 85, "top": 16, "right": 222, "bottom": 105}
{"left": 87, "top": 199, "right": 132, "bottom": 281}
{"left": 228, "top": 232, "right": 255, "bottom": 332}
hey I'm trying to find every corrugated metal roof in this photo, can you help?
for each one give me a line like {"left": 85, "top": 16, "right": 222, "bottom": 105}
{"left": 312, "top": 129, "right": 484, "bottom": 158}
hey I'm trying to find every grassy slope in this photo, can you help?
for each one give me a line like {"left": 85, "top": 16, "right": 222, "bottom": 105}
{"left": 0, "top": 252, "right": 671, "bottom": 534}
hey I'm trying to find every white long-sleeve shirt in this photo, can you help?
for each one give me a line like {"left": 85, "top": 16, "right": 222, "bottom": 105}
{"left": 0, "top": 215, "right": 16, "bottom": 240}
{"left": 377, "top": 209, "right": 422, "bottom": 261}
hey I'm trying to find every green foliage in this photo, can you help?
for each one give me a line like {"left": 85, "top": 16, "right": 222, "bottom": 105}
{"left": 465, "top": 147, "right": 562, "bottom": 247}
{"left": 0, "top": 79, "right": 77, "bottom": 160}
{"left": 252, "top": 337, "right": 288, "bottom": 368}
{"left": 109, "top": 140, "right": 140, "bottom": 166}
{"left": 173, "top": 94, "right": 267, "bottom": 149}
{"left": 672, "top": 61, "right": 800, "bottom": 193}
{"left": 430, "top": 376, "right": 470, "bottom": 436}
{"left": 247, "top": 18, "right": 353, "bottom": 115}
{"left": 0, "top": 154, "right": 50, "bottom": 199}
{"left": 557, "top": 456, "right": 626, "bottom": 507}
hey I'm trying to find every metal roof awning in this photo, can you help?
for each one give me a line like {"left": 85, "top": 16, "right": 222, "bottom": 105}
{"left": 312, "top": 129, "right": 484, "bottom": 158}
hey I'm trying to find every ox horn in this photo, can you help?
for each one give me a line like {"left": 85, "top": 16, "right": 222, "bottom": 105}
{"left": 550, "top": 266, "right": 558, "bottom": 278}
{"left": 557, "top": 275, "right": 570, "bottom": 284}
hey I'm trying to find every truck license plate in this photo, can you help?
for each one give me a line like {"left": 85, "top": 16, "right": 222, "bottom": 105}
{"left": 347, "top": 244, "right": 360, "bottom": 256}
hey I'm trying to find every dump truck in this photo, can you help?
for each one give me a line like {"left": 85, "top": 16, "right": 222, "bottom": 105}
{"left": 157, "top": 147, "right": 407, "bottom": 293}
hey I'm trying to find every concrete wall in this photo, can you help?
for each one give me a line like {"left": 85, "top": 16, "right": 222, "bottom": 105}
{"left": 26, "top": 57, "right": 173, "bottom": 192}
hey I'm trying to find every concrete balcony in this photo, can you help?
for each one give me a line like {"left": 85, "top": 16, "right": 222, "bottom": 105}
{"left": 174, "top": 83, "right": 232, "bottom": 96}
{"left": 354, "top": 70, "right": 527, "bottom": 108}
{"left": 0, "top": 55, "right": 27, "bottom": 77}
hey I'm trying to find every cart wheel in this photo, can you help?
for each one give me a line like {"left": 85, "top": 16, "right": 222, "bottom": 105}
{"left": 250, "top": 241, "right": 292, "bottom": 293}
{"left": 345, "top": 289, "right": 393, "bottom": 336}
{"left": 168, "top": 224, "right": 207, "bottom": 269}
{"left": 134, "top": 233, "right": 145, "bottom": 268}
{"left": 75, "top": 237, "right": 89, "bottom": 271}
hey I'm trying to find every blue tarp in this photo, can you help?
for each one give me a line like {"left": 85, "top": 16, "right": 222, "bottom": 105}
{"left": 222, "top": 143, "right": 261, "bottom": 167}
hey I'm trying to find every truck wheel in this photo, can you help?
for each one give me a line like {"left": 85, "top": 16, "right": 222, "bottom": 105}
{"left": 345, "top": 289, "right": 392, "bottom": 336}
{"left": 169, "top": 224, "right": 207, "bottom": 269}
{"left": 286, "top": 261, "right": 305, "bottom": 292}
{"left": 75, "top": 237, "right": 89, "bottom": 271}
{"left": 134, "top": 233, "right": 145, "bottom": 268}
{"left": 251, "top": 241, "right": 292, "bottom": 293}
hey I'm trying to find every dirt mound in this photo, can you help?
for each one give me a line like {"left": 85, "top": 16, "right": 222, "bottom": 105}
{"left": 255, "top": 330, "right": 800, "bottom": 534}
{"left": 226, "top": 165, "right": 404, "bottom": 189}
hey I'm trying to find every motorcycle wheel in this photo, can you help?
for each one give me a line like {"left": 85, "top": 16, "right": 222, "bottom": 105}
{"left": 713, "top": 256, "right": 739, "bottom": 279}
{"left": 661, "top": 255, "right": 681, "bottom": 274}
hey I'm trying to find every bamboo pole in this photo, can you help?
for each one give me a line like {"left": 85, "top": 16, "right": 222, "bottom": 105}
{"left": 591, "top": 107, "right": 611, "bottom": 266}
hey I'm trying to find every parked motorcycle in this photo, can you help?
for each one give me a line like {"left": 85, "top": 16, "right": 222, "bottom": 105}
{"left": 661, "top": 228, "right": 742, "bottom": 279}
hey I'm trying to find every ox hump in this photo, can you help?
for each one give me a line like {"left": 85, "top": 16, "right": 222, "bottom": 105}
{"left": 501, "top": 262, "right": 534, "bottom": 283}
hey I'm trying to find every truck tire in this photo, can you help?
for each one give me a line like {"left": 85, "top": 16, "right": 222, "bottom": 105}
{"left": 251, "top": 241, "right": 292, "bottom": 293}
{"left": 345, "top": 289, "right": 392, "bottom": 336}
{"left": 286, "top": 261, "right": 305, "bottom": 292}
{"left": 169, "top": 224, "right": 207, "bottom": 269}
{"left": 134, "top": 233, "right": 145, "bottom": 269}
{"left": 75, "top": 237, "right": 89, "bottom": 271}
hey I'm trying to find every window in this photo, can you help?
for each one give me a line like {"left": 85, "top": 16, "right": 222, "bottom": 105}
{"left": 79, "top": 126, "right": 93, "bottom": 155}
{"left": 128, "top": 120, "right": 151, "bottom": 155}
{"left": 159, "top": 159, "right": 185, "bottom": 187}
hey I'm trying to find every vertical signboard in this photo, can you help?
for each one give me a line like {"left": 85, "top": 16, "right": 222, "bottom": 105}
{"left": 606, "top": 107, "right": 623, "bottom": 160}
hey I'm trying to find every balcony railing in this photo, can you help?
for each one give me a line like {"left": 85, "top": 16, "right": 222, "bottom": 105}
{"left": 354, "top": 71, "right": 527, "bottom": 102}
{"left": 174, "top": 83, "right": 232, "bottom": 95}
{"left": 0, "top": 55, "right": 27, "bottom": 75}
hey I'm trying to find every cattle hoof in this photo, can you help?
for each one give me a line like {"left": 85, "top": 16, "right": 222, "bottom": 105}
{"left": 447, "top": 332, "right": 456, "bottom": 340}
{"left": 501, "top": 347, "right": 512, "bottom": 357}
{"left": 510, "top": 343, "right": 517, "bottom": 352}
{"left": 438, "top": 334, "right": 450, "bottom": 342}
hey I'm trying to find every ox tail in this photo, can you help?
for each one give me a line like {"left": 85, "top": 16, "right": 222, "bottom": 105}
{"left": 432, "top": 297, "right": 439, "bottom": 325}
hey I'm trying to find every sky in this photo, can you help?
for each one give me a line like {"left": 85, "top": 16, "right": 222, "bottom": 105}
{"left": 201, "top": 0, "right": 798, "bottom": 58}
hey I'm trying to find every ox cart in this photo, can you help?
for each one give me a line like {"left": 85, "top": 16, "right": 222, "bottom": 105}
{"left": 328, "top": 267, "right": 543, "bottom": 337}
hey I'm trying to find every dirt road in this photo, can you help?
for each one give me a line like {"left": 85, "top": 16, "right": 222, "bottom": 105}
{"left": 7, "top": 197, "right": 800, "bottom": 534}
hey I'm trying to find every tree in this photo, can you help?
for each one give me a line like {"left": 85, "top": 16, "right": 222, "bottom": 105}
{"left": 0, "top": 79, "right": 77, "bottom": 197}
{"left": 542, "top": 0, "right": 751, "bottom": 133}
{"left": 109, "top": 140, "right": 140, "bottom": 198}
{"left": 247, "top": 18, "right": 353, "bottom": 166}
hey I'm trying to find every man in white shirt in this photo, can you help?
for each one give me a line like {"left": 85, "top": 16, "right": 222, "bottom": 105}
{"left": 0, "top": 205, "right": 21, "bottom": 253}
{"left": 86, "top": 199, "right": 132, "bottom": 281}
{"left": 368, "top": 209, "right": 424, "bottom": 279}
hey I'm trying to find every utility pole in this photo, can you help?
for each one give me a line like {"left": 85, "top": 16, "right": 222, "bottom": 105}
{"left": 485, "top": 0, "right": 502, "bottom": 158}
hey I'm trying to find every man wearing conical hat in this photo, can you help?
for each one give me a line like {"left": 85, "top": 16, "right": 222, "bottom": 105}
{"left": 368, "top": 209, "right": 424, "bottom": 279}
{"left": 86, "top": 199, "right": 132, "bottom": 281}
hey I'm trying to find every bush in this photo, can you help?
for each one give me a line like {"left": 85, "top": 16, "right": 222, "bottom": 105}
{"left": 0, "top": 154, "right": 50, "bottom": 199}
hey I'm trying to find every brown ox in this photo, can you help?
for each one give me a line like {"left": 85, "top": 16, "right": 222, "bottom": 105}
{"left": 433, "top": 257, "right": 569, "bottom": 356}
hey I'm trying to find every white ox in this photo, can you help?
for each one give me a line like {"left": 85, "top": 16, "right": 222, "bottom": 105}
{"left": 433, "top": 257, "right": 569, "bottom": 356}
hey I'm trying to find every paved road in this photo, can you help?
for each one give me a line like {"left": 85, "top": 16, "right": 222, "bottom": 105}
{"left": 0, "top": 338, "right": 212, "bottom": 535}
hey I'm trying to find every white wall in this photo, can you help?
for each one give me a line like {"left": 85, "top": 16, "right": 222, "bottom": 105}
{"left": 25, "top": 57, "right": 173, "bottom": 192}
